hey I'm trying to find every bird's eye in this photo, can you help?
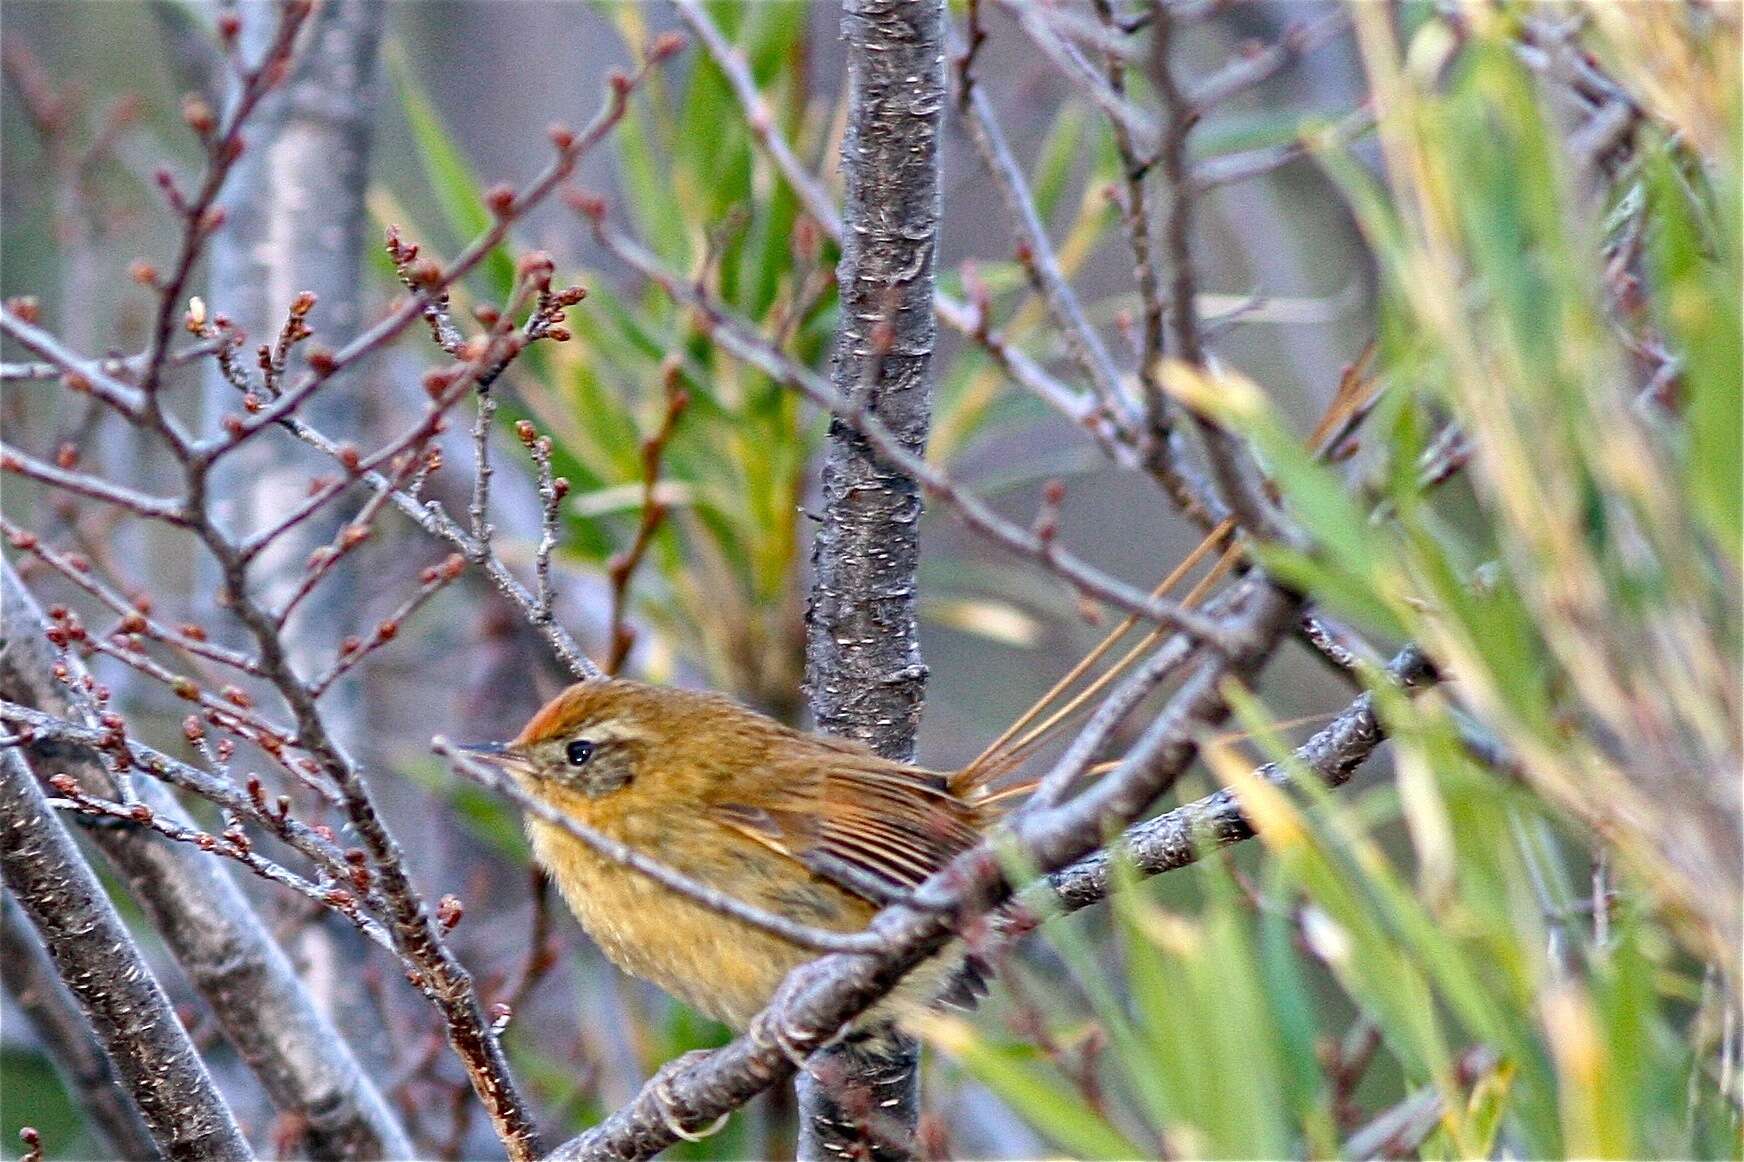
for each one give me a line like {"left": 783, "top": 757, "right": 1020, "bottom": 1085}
{"left": 565, "top": 739, "right": 596, "bottom": 767}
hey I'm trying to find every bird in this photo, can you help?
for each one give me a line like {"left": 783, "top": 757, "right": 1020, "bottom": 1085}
{"left": 461, "top": 678, "right": 1002, "bottom": 1033}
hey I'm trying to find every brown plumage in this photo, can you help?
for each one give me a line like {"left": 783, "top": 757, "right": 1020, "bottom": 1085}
{"left": 467, "top": 679, "right": 1000, "bottom": 1030}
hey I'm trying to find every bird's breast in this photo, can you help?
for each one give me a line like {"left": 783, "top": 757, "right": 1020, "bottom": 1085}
{"left": 525, "top": 814, "right": 872, "bottom": 1029}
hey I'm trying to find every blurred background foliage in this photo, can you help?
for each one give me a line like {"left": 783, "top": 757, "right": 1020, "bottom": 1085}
{"left": 2, "top": 0, "right": 1738, "bottom": 1158}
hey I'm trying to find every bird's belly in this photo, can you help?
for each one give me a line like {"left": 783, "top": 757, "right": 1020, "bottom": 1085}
{"left": 528, "top": 819, "right": 871, "bottom": 1029}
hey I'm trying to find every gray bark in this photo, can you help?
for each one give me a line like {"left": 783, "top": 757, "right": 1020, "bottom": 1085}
{"left": 1041, "top": 646, "right": 1434, "bottom": 911}
{"left": 0, "top": 749, "right": 251, "bottom": 1161}
{"left": 201, "top": 0, "right": 386, "bottom": 742}
{"left": 0, "top": 563, "right": 414, "bottom": 1160}
{"left": 799, "top": 1, "right": 946, "bottom": 1158}
{"left": 2, "top": 889, "right": 163, "bottom": 1162}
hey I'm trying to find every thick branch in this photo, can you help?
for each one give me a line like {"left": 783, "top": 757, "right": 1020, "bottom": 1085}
{"left": 1, "top": 890, "right": 161, "bottom": 1162}
{"left": 799, "top": 1, "right": 946, "bottom": 1156}
{"left": 0, "top": 746, "right": 251, "bottom": 1162}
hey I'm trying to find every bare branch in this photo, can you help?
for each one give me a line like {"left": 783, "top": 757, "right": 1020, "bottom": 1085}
{"left": 0, "top": 561, "right": 414, "bottom": 1159}
{"left": 1, "top": 746, "right": 252, "bottom": 1161}
{"left": 671, "top": 0, "right": 1136, "bottom": 460}
{"left": 1040, "top": 645, "right": 1435, "bottom": 912}
{"left": 954, "top": 55, "right": 1140, "bottom": 443}
{"left": 1186, "top": 8, "right": 1351, "bottom": 109}
{"left": 586, "top": 226, "right": 1236, "bottom": 648}
{"left": 0, "top": 891, "right": 160, "bottom": 1162}
{"left": 1151, "top": 5, "right": 1286, "bottom": 540}
{"left": 1, "top": 440, "right": 188, "bottom": 524}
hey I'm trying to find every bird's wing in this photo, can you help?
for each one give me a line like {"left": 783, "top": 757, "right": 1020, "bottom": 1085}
{"left": 709, "top": 745, "right": 983, "bottom": 906}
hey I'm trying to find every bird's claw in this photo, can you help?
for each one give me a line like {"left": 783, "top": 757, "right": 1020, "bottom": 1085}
{"left": 748, "top": 1007, "right": 819, "bottom": 1073}
{"left": 651, "top": 1052, "right": 728, "bottom": 1144}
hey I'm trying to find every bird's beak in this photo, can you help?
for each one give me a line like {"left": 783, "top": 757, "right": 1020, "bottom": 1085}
{"left": 456, "top": 740, "right": 535, "bottom": 776}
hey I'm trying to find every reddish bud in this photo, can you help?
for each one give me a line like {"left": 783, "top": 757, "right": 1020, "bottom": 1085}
{"left": 337, "top": 444, "right": 361, "bottom": 473}
{"left": 172, "top": 676, "right": 200, "bottom": 700}
{"left": 130, "top": 803, "right": 154, "bottom": 824}
{"left": 340, "top": 524, "right": 370, "bottom": 549}
{"left": 547, "top": 122, "right": 575, "bottom": 151}
{"left": 1043, "top": 478, "right": 1067, "bottom": 505}
{"left": 120, "top": 612, "right": 147, "bottom": 634}
{"left": 552, "top": 477, "right": 571, "bottom": 500}
{"left": 181, "top": 93, "right": 216, "bottom": 136}
{"left": 649, "top": 31, "right": 687, "bottom": 62}
{"left": 437, "top": 894, "right": 464, "bottom": 931}
{"left": 517, "top": 249, "right": 555, "bottom": 289}
{"left": 515, "top": 420, "right": 538, "bottom": 446}
{"left": 222, "top": 414, "right": 246, "bottom": 437}
{"left": 217, "top": 10, "right": 241, "bottom": 45}
{"left": 472, "top": 304, "right": 501, "bottom": 327}
{"left": 129, "top": 261, "right": 159, "bottom": 287}
{"left": 399, "top": 264, "right": 440, "bottom": 296}
{"left": 439, "top": 553, "right": 465, "bottom": 581}
{"left": 340, "top": 635, "right": 361, "bottom": 655}
{"left": 290, "top": 290, "right": 317, "bottom": 316}
{"left": 563, "top": 188, "right": 607, "bottom": 221}
{"left": 61, "top": 370, "right": 92, "bottom": 394}
{"left": 307, "top": 346, "right": 337, "bottom": 374}
{"left": 484, "top": 183, "right": 516, "bottom": 217}
{"left": 544, "top": 325, "right": 571, "bottom": 343}
{"left": 179, "top": 623, "right": 207, "bottom": 642}
{"left": 49, "top": 773, "right": 79, "bottom": 794}
{"left": 182, "top": 716, "right": 206, "bottom": 743}
{"left": 221, "top": 685, "right": 254, "bottom": 709}
{"left": 422, "top": 368, "right": 453, "bottom": 399}
{"left": 376, "top": 619, "right": 397, "bottom": 642}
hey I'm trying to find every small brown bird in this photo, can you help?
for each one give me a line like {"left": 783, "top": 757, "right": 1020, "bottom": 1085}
{"left": 463, "top": 679, "right": 1003, "bottom": 1031}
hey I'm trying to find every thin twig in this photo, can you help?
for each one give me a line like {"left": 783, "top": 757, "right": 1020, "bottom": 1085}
{"left": 586, "top": 224, "right": 1235, "bottom": 648}
{"left": 432, "top": 742, "right": 887, "bottom": 955}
